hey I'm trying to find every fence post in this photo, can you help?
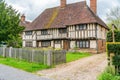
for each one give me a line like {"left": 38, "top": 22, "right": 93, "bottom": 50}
{"left": 31, "top": 49, "right": 34, "bottom": 62}
{"left": 19, "top": 48, "right": 22, "bottom": 60}
{"left": 9, "top": 47, "right": 12, "bottom": 57}
{"left": 62, "top": 50, "right": 67, "bottom": 63}
{"left": 3, "top": 47, "right": 6, "bottom": 57}
{"left": 44, "top": 51, "right": 46, "bottom": 65}
{"left": 47, "top": 51, "right": 52, "bottom": 66}
{"left": 15, "top": 49, "right": 17, "bottom": 59}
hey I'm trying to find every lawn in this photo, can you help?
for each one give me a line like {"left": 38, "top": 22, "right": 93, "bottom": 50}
{"left": 0, "top": 56, "right": 50, "bottom": 72}
{"left": 66, "top": 52, "right": 92, "bottom": 62}
{"left": 0, "top": 52, "right": 91, "bottom": 72}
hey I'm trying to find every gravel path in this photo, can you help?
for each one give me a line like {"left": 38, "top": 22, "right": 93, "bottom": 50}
{"left": 37, "top": 53, "right": 107, "bottom": 80}
{"left": 0, "top": 64, "right": 52, "bottom": 80}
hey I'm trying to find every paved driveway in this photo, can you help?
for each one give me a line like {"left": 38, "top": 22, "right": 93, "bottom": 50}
{"left": 0, "top": 64, "right": 52, "bottom": 80}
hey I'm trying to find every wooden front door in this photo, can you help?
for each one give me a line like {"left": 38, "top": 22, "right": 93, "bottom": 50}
{"left": 63, "top": 40, "right": 70, "bottom": 50}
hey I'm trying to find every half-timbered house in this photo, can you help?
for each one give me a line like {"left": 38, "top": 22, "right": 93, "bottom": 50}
{"left": 22, "top": 0, "right": 109, "bottom": 53}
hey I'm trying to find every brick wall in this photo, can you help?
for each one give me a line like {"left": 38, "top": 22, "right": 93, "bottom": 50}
{"left": 90, "top": 0, "right": 97, "bottom": 14}
{"left": 97, "top": 39, "right": 106, "bottom": 53}
{"left": 60, "top": 0, "right": 66, "bottom": 8}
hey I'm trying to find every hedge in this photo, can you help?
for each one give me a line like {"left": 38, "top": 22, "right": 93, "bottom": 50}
{"left": 107, "top": 30, "right": 120, "bottom": 42}
{"left": 107, "top": 44, "right": 120, "bottom": 54}
{"left": 107, "top": 30, "right": 120, "bottom": 75}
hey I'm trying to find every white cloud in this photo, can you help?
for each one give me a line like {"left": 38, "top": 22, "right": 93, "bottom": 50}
{"left": 5, "top": 0, "right": 120, "bottom": 23}
{"left": 97, "top": 0, "right": 120, "bottom": 22}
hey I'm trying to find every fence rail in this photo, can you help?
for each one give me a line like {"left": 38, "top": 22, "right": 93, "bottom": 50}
{"left": 0, "top": 47, "right": 66, "bottom": 66}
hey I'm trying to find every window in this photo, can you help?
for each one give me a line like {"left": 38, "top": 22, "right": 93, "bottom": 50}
{"left": 41, "top": 30, "right": 48, "bottom": 35}
{"left": 55, "top": 40, "right": 61, "bottom": 44}
{"left": 76, "top": 24, "right": 87, "bottom": 30}
{"left": 41, "top": 41, "right": 51, "bottom": 47}
{"left": 59, "top": 28, "right": 67, "bottom": 33}
{"left": 25, "top": 31, "right": 32, "bottom": 35}
{"left": 76, "top": 40, "right": 89, "bottom": 48}
{"left": 25, "top": 41, "right": 32, "bottom": 47}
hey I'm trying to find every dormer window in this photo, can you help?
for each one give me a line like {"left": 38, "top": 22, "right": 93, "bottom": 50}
{"left": 59, "top": 28, "right": 67, "bottom": 33}
{"left": 25, "top": 31, "right": 32, "bottom": 35}
{"left": 41, "top": 30, "right": 48, "bottom": 35}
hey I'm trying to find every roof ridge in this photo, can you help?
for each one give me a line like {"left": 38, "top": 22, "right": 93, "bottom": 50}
{"left": 46, "top": 1, "right": 86, "bottom": 10}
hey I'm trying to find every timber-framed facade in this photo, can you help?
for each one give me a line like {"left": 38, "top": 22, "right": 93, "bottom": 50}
{"left": 22, "top": 0, "right": 109, "bottom": 53}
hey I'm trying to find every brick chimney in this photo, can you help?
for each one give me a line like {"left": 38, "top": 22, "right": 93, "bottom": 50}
{"left": 60, "top": 0, "right": 66, "bottom": 8}
{"left": 21, "top": 14, "right": 25, "bottom": 22}
{"left": 90, "top": 0, "right": 97, "bottom": 14}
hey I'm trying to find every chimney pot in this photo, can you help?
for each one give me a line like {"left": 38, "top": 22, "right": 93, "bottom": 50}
{"left": 21, "top": 14, "right": 25, "bottom": 22}
{"left": 60, "top": 0, "right": 66, "bottom": 8}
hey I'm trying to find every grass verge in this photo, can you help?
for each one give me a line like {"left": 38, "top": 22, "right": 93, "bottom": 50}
{"left": 66, "top": 52, "right": 91, "bottom": 62}
{"left": 98, "top": 66, "right": 120, "bottom": 80}
{"left": 0, "top": 56, "right": 50, "bottom": 72}
{"left": 98, "top": 71, "right": 120, "bottom": 80}
{"left": 0, "top": 52, "right": 91, "bottom": 72}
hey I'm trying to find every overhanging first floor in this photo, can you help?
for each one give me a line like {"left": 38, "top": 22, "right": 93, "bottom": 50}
{"left": 23, "top": 39, "right": 106, "bottom": 53}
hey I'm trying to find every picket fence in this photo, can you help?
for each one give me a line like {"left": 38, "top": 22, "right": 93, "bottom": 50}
{"left": 0, "top": 47, "right": 66, "bottom": 66}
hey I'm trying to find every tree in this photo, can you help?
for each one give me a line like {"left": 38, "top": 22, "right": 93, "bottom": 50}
{"left": 0, "top": 0, "right": 24, "bottom": 47}
{"left": 107, "top": 7, "right": 120, "bottom": 30}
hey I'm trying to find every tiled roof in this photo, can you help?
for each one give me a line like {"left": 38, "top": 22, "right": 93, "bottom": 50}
{"left": 25, "top": 1, "right": 109, "bottom": 31}
{"left": 19, "top": 21, "right": 31, "bottom": 28}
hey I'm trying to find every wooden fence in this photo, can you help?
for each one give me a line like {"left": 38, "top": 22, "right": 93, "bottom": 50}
{"left": 0, "top": 47, "right": 66, "bottom": 66}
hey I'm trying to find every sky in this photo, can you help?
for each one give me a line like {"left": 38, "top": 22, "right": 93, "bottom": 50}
{"left": 5, "top": 0, "right": 120, "bottom": 23}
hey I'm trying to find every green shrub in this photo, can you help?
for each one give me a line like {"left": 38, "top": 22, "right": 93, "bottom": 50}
{"left": 98, "top": 72, "right": 113, "bottom": 80}
{"left": 105, "top": 66, "right": 115, "bottom": 75}
{"left": 98, "top": 72, "right": 120, "bottom": 80}
{"left": 98, "top": 67, "right": 120, "bottom": 80}
{"left": 107, "top": 30, "right": 120, "bottom": 42}
{"left": 107, "top": 44, "right": 120, "bottom": 55}
{"left": 107, "top": 30, "right": 120, "bottom": 75}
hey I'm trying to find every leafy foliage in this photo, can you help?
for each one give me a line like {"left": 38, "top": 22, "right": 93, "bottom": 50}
{"left": 107, "top": 30, "right": 120, "bottom": 75}
{"left": 107, "top": 30, "right": 120, "bottom": 42}
{"left": 0, "top": 0, "right": 24, "bottom": 47}
{"left": 113, "top": 55, "right": 120, "bottom": 66}
{"left": 98, "top": 67, "right": 120, "bottom": 80}
{"left": 98, "top": 71, "right": 120, "bottom": 80}
{"left": 107, "top": 44, "right": 120, "bottom": 54}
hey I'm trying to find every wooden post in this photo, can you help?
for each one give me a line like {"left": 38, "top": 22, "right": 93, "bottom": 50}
{"left": 110, "top": 53, "right": 115, "bottom": 74}
{"left": 31, "top": 49, "right": 34, "bottom": 62}
{"left": 9, "top": 47, "right": 12, "bottom": 57}
{"left": 112, "top": 24, "right": 116, "bottom": 42}
{"left": 3, "top": 47, "right": 6, "bottom": 57}
{"left": 47, "top": 51, "right": 52, "bottom": 66}
{"left": 111, "top": 24, "right": 118, "bottom": 74}
{"left": 19, "top": 48, "right": 22, "bottom": 60}
{"left": 44, "top": 51, "right": 46, "bottom": 65}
